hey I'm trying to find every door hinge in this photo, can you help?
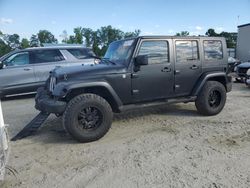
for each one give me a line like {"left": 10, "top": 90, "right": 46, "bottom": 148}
{"left": 175, "top": 85, "right": 180, "bottom": 89}
{"left": 132, "top": 89, "right": 139, "bottom": 95}
{"left": 175, "top": 70, "right": 180, "bottom": 74}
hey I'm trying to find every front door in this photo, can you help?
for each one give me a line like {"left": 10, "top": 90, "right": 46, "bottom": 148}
{"left": 174, "top": 39, "right": 202, "bottom": 96}
{"left": 132, "top": 39, "right": 174, "bottom": 102}
{"left": 0, "top": 51, "right": 36, "bottom": 95}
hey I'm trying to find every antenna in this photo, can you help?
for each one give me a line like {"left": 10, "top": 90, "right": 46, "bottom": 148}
{"left": 237, "top": 15, "right": 240, "bottom": 26}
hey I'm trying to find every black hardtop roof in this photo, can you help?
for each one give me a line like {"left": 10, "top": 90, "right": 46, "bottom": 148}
{"left": 137, "top": 35, "right": 225, "bottom": 40}
{"left": 112, "top": 36, "right": 225, "bottom": 43}
{"left": 238, "top": 23, "right": 250, "bottom": 28}
{"left": 116, "top": 36, "right": 226, "bottom": 42}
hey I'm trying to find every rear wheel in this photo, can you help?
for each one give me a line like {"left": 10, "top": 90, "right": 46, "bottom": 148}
{"left": 195, "top": 81, "right": 226, "bottom": 116}
{"left": 63, "top": 93, "right": 113, "bottom": 142}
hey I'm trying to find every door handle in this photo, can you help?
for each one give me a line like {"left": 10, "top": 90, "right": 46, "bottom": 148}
{"left": 23, "top": 68, "right": 32, "bottom": 71}
{"left": 190, "top": 65, "right": 199, "bottom": 70}
{"left": 161, "top": 67, "right": 171, "bottom": 72}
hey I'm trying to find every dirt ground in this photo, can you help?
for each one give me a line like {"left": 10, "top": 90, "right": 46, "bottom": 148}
{"left": 0, "top": 82, "right": 250, "bottom": 188}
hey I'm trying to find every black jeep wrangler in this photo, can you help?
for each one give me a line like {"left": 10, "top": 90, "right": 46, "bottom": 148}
{"left": 35, "top": 36, "right": 232, "bottom": 142}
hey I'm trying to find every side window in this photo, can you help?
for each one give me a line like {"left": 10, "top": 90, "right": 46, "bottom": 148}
{"left": 175, "top": 41, "right": 199, "bottom": 62}
{"left": 203, "top": 40, "right": 223, "bottom": 60}
{"left": 3, "top": 52, "right": 30, "bottom": 66}
{"left": 138, "top": 41, "right": 169, "bottom": 64}
{"left": 32, "top": 50, "right": 65, "bottom": 64}
{"left": 67, "top": 48, "right": 95, "bottom": 59}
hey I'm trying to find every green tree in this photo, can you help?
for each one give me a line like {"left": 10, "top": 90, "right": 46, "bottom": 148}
{"left": 205, "top": 28, "right": 219, "bottom": 36}
{"left": 20, "top": 38, "right": 30, "bottom": 49}
{"left": 65, "top": 26, "right": 141, "bottom": 56}
{"left": 219, "top": 31, "right": 237, "bottom": 48}
{"left": 67, "top": 35, "right": 76, "bottom": 44}
{"left": 60, "top": 30, "right": 68, "bottom": 43}
{"left": 37, "top": 30, "right": 58, "bottom": 45}
{"left": 175, "top": 31, "right": 189, "bottom": 36}
{"left": 82, "top": 28, "right": 94, "bottom": 47}
{"left": 66, "top": 27, "right": 85, "bottom": 44}
{"left": 73, "top": 27, "right": 84, "bottom": 44}
{"left": 3, "top": 33, "right": 20, "bottom": 49}
{"left": 96, "top": 25, "right": 124, "bottom": 56}
{"left": 124, "top": 29, "right": 141, "bottom": 38}
{"left": 29, "top": 34, "right": 40, "bottom": 47}
{"left": 205, "top": 28, "right": 237, "bottom": 48}
{"left": 0, "top": 31, "right": 12, "bottom": 56}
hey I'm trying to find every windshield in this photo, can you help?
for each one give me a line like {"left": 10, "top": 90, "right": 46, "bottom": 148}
{"left": 104, "top": 39, "right": 135, "bottom": 65}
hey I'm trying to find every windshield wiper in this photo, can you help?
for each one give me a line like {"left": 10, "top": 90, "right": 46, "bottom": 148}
{"left": 102, "top": 58, "right": 116, "bottom": 65}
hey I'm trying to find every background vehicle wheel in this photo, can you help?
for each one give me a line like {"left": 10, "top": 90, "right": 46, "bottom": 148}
{"left": 63, "top": 93, "right": 113, "bottom": 142}
{"left": 195, "top": 81, "right": 226, "bottom": 116}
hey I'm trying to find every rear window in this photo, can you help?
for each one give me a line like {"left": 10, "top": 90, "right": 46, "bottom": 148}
{"left": 203, "top": 41, "right": 223, "bottom": 60}
{"left": 32, "top": 50, "right": 65, "bottom": 64}
{"left": 175, "top": 40, "right": 199, "bottom": 62}
{"left": 67, "top": 48, "right": 95, "bottom": 59}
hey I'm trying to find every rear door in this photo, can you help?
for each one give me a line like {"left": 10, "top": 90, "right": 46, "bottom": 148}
{"left": 31, "top": 49, "right": 66, "bottom": 84}
{"left": 174, "top": 39, "right": 202, "bottom": 96}
{"left": 0, "top": 51, "right": 36, "bottom": 94}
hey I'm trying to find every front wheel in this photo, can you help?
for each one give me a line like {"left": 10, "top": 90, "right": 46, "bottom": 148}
{"left": 63, "top": 93, "right": 113, "bottom": 142}
{"left": 195, "top": 81, "right": 226, "bottom": 116}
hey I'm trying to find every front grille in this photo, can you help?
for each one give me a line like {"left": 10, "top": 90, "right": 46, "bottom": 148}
{"left": 49, "top": 76, "right": 56, "bottom": 92}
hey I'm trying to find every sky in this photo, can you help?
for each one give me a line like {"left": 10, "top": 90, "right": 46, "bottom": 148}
{"left": 0, "top": 0, "right": 250, "bottom": 42}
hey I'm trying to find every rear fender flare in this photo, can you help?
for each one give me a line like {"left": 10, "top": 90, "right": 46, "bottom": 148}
{"left": 192, "top": 72, "right": 227, "bottom": 96}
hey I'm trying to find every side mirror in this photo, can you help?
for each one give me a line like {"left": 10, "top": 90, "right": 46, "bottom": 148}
{"left": 135, "top": 55, "right": 149, "bottom": 66}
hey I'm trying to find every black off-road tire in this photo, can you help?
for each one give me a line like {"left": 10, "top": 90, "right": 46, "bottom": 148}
{"left": 195, "top": 81, "right": 226, "bottom": 116}
{"left": 62, "top": 93, "right": 113, "bottom": 142}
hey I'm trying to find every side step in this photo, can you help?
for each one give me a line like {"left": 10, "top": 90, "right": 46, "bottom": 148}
{"left": 11, "top": 112, "right": 50, "bottom": 141}
{"left": 119, "top": 96, "right": 197, "bottom": 112}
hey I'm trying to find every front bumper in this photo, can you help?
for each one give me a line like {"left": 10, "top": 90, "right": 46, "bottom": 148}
{"left": 35, "top": 87, "right": 66, "bottom": 114}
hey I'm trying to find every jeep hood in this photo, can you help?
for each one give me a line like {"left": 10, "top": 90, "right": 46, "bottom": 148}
{"left": 53, "top": 63, "right": 127, "bottom": 79}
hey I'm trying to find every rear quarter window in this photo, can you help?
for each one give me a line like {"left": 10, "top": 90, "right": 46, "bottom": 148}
{"left": 67, "top": 48, "right": 95, "bottom": 59}
{"left": 203, "top": 40, "right": 223, "bottom": 60}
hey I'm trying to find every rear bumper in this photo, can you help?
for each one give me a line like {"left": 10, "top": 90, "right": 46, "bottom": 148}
{"left": 35, "top": 87, "right": 66, "bottom": 114}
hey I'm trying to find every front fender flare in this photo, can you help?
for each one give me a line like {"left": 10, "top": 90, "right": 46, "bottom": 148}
{"left": 53, "top": 81, "right": 123, "bottom": 107}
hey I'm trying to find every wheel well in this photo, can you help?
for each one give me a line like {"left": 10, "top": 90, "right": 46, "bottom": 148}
{"left": 207, "top": 76, "right": 227, "bottom": 90}
{"left": 65, "top": 86, "right": 120, "bottom": 113}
